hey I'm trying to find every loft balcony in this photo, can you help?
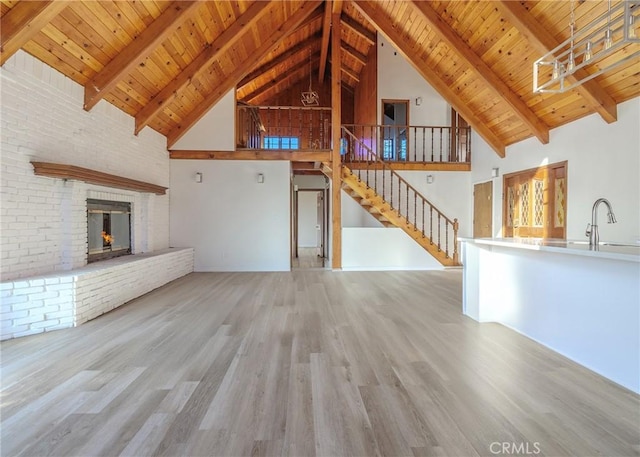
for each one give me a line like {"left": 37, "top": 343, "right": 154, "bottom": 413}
{"left": 235, "top": 105, "right": 471, "bottom": 170}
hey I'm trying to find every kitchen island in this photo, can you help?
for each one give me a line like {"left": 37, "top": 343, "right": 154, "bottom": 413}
{"left": 460, "top": 237, "right": 640, "bottom": 393}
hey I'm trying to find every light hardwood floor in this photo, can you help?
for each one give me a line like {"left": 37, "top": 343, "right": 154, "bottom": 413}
{"left": 1, "top": 270, "right": 638, "bottom": 457}
{"left": 292, "top": 248, "right": 326, "bottom": 270}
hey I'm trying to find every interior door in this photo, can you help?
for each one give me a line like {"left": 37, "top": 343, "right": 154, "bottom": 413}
{"left": 503, "top": 162, "right": 567, "bottom": 239}
{"left": 316, "top": 191, "right": 323, "bottom": 256}
{"left": 381, "top": 100, "right": 409, "bottom": 160}
{"left": 473, "top": 181, "right": 493, "bottom": 238}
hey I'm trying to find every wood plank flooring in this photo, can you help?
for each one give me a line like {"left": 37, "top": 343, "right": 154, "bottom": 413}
{"left": 1, "top": 270, "right": 638, "bottom": 457}
{"left": 292, "top": 248, "right": 326, "bottom": 270}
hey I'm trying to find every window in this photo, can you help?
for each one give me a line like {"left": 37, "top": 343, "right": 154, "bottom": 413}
{"left": 382, "top": 138, "right": 407, "bottom": 161}
{"left": 503, "top": 161, "right": 567, "bottom": 239}
{"left": 383, "top": 139, "right": 394, "bottom": 160}
{"left": 264, "top": 136, "right": 299, "bottom": 150}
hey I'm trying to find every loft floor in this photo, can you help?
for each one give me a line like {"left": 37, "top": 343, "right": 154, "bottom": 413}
{"left": 1, "top": 270, "right": 638, "bottom": 456}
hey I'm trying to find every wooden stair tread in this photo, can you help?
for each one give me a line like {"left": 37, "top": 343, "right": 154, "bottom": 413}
{"left": 340, "top": 165, "right": 458, "bottom": 267}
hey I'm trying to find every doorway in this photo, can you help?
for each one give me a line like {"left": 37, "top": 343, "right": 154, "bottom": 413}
{"left": 473, "top": 181, "right": 493, "bottom": 238}
{"left": 381, "top": 99, "right": 409, "bottom": 161}
{"left": 292, "top": 187, "right": 328, "bottom": 269}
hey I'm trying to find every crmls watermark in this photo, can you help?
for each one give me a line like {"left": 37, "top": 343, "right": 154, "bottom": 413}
{"left": 489, "top": 441, "right": 541, "bottom": 455}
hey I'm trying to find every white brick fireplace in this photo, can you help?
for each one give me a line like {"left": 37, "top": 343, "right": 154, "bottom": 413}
{"left": 1, "top": 51, "right": 194, "bottom": 340}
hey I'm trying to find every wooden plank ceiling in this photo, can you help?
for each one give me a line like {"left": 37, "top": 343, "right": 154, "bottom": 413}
{"left": 1, "top": 0, "right": 638, "bottom": 155}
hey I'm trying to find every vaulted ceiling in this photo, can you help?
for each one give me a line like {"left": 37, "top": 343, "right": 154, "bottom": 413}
{"left": 1, "top": 1, "right": 638, "bottom": 156}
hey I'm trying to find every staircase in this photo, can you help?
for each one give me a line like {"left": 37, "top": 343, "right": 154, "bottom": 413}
{"left": 323, "top": 128, "right": 460, "bottom": 267}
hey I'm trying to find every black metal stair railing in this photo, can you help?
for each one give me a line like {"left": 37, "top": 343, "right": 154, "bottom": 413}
{"left": 341, "top": 126, "right": 459, "bottom": 263}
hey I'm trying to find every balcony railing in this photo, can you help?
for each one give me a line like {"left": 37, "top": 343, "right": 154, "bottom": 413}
{"left": 237, "top": 105, "right": 332, "bottom": 150}
{"left": 342, "top": 124, "right": 471, "bottom": 163}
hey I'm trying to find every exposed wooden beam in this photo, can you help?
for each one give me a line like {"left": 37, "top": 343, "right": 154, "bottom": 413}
{"left": 238, "top": 33, "right": 321, "bottom": 91}
{"left": 411, "top": 1, "right": 549, "bottom": 145}
{"left": 318, "top": 1, "right": 332, "bottom": 83}
{"left": 332, "top": 59, "right": 360, "bottom": 82}
{"left": 333, "top": 0, "right": 344, "bottom": 15}
{"left": 135, "top": 1, "right": 273, "bottom": 135}
{"left": 331, "top": 12, "right": 342, "bottom": 270}
{"left": 341, "top": 66, "right": 360, "bottom": 82}
{"left": 166, "top": 0, "right": 324, "bottom": 148}
{"left": 497, "top": 0, "right": 617, "bottom": 124}
{"left": 170, "top": 150, "right": 330, "bottom": 162}
{"left": 342, "top": 82, "right": 355, "bottom": 94}
{"left": 242, "top": 55, "right": 320, "bottom": 103}
{"left": 83, "top": 1, "right": 200, "bottom": 112}
{"left": 293, "top": 169, "right": 325, "bottom": 176}
{"left": 0, "top": 1, "right": 69, "bottom": 66}
{"left": 293, "top": 4, "right": 324, "bottom": 33}
{"left": 352, "top": 0, "right": 506, "bottom": 157}
{"left": 292, "top": 162, "right": 319, "bottom": 170}
{"left": 341, "top": 14, "right": 375, "bottom": 45}
{"left": 341, "top": 40, "right": 368, "bottom": 66}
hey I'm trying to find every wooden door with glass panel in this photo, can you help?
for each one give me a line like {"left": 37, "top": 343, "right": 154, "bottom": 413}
{"left": 503, "top": 162, "right": 567, "bottom": 239}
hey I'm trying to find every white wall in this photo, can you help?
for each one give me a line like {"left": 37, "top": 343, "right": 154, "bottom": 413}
{"left": 397, "top": 171, "right": 473, "bottom": 238}
{"left": 0, "top": 51, "right": 170, "bottom": 281}
{"left": 298, "top": 191, "right": 319, "bottom": 247}
{"left": 377, "top": 34, "right": 450, "bottom": 126}
{"left": 342, "top": 192, "right": 384, "bottom": 228}
{"left": 343, "top": 228, "right": 443, "bottom": 270}
{"left": 171, "top": 89, "right": 236, "bottom": 151}
{"left": 170, "top": 160, "right": 291, "bottom": 271}
{"left": 472, "top": 98, "right": 640, "bottom": 242}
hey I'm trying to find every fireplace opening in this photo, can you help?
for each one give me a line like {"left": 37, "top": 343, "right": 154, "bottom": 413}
{"left": 87, "top": 199, "right": 131, "bottom": 263}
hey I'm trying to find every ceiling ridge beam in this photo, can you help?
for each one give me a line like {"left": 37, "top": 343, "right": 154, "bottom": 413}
{"left": 351, "top": 0, "right": 506, "bottom": 157}
{"left": 341, "top": 13, "right": 376, "bottom": 45}
{"left": 319, "top": 1, "right": 333, "bottom": 83}
{"left": 166, "top": 0, "right": 324, "bottom": 148}
{"left": 83, "top": 1, "right": 200, "bottom": 112}
{"left": 497, "top": 0, "right": 617, "bottom": 124}
{"left": 238, "top": 32, "right": 322, "bottom": 90}
{"left": 134, "top": 1, "right": 273, "bottom": 135}
{"left": 242, "top": 54, "right": 321, "bottom": 103}
{"left": 411, "top": 1, "right": 549, "bottom": 145}
{"left": 0, "top": 1, "right": 69, "bottom": 66}
{"left": 341, "top": 40, "right": 368, "bottom": 66}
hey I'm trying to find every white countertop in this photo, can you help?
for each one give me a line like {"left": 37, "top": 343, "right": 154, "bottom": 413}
{"left": 459, "top": 237, "right": 640, "bottom": 263}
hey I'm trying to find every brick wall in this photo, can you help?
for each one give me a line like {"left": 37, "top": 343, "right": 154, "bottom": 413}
{"left": 1, "top": 248, "right": 194, "bottom": 340}
{"left": 0, "top": 51, "right": 170, "bottom": 281}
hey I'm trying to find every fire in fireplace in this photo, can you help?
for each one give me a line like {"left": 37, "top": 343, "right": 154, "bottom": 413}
{"left": 87, "top": 199, "right": 131, "bottom": 263}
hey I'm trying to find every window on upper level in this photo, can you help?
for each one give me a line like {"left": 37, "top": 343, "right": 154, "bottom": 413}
{"left": 264, "top": 136, "right": 300, "bottom": 150}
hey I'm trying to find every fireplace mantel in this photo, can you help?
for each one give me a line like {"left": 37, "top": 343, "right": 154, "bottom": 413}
{"left": 31, "top": 161, "right": 167, "bottom": 195}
